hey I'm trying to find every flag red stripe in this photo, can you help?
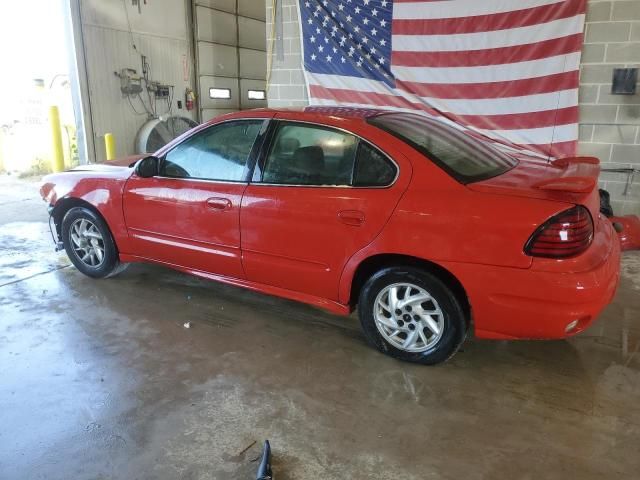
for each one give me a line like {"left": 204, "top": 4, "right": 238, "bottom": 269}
{"left": 462, "top": 106, "right": 578, "bottom": 131}
{"left": 393, "top": 1, "right": 584, "bottom": 35}
{"left": 391, "top": 33, "right": 583, "bottom": 67}
{"left": 308, "top": 84, "right": 578, "bottom": 130}
{"left": 395, "top": 70, "right": 578, "bottom": 99}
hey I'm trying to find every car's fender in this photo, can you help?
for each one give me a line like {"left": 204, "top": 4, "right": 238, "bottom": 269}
{"left": 41, "top": 164, "right": 136, "bottom": 254}
{"left": 337, "top": 178, "right": 573, "bottom": 305}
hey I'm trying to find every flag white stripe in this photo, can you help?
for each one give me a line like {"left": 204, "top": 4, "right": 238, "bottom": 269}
{"left": 307, "top": 72, "right": 396, "bottom": 94}
{"left": 309, "top": 98, "right": 578, "bottom": 145}
{"left": 306, "top": 72, "right": 578, "bottom": 116}
{"left": 392, "top": 15, "right": 585, "bottom": 52}
{"left": 309, "top": 97, "right": 460, "bottom": 124}
{"left": 493, "top": 124, "right": 577, "bottom": 145}
{"left": 393, "top": 0, "right": 564, "bottom": 20}
{"left": 417, "top": 91, "right": 577, "bottom": 116}
{"left": 391, "top": 52, "right": 581, "bottom": 84}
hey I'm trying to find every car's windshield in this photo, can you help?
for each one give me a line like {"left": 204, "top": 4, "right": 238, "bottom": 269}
{"left": 368, "top": 113, "right": 518, "bottom": 183}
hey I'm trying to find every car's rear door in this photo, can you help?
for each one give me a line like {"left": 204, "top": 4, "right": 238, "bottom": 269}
{"left": 240, "top": 117, "right": 411, "bottom": 301}
{"left": 122, "top": 118, "right": 268, "bottom": 278}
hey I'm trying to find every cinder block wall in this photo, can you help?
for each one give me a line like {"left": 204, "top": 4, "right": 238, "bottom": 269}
{"left": 266, "top": 0, "right": 640, "bottom": 214}
{"left": 265, "top": 0, "right": 308, "bottom": 106}
{"left": 579, "top": 0, "right": 640, "bottom": 215}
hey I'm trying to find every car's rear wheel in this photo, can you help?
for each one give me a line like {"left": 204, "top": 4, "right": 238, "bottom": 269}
{"left": 358, "top": 267, "right": 467, "bottom": 365}
{"left": 61, "top": 207, "right": 126, "bottom": 278}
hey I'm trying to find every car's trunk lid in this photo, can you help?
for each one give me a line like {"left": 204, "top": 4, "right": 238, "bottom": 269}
{"left": 468, "top": 155, "right": 601, "bottom": 220}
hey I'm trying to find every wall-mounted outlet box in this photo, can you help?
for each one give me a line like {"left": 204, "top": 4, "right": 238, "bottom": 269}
{"left": 117, "top": 68, "right": 143, "bottom": 95}
{"left": 611, "top": 68, "right": 638, "bottom": 95}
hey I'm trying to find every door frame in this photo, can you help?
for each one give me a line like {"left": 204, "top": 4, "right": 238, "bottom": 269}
{"left": 154, "top": 117, "right": 272, "bottom": 183}
{"left": 249, "top": 118, "right": 401, "bottom": 187}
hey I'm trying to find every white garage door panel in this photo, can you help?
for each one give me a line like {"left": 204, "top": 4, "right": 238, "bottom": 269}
{"left": 240, "top": 79, "right": 268, "bottom": 109}
{"left": 238, "top": 0, "right": 266, "bottom": 21}
{"left": 238, "top": 17, "right": 267, "bottom": 51}
{"left": 199, "top": 76, "right": 239, "bottom": 109}
{"left": 197, "top": 6, "right": 237, "bottom": 45}
{"left": 239, "top": 48, "right": 267, "bottom": 80}
{"left": 195, "top": 0, "right": 236, "bottom": 14}
{"left": 198, "top": 43, "right": 238, "bottom": 77}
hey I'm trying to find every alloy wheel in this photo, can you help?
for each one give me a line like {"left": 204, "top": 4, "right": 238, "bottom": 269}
{"left": 69, "top": 218, "right": 105, "bottom": 267}
{"left": 374, "top": 282, "right": 445, "bottom": 352}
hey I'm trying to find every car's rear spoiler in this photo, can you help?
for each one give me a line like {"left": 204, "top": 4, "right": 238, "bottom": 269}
{"left": 533, "top": 156, "right": 600, "bottom": 194}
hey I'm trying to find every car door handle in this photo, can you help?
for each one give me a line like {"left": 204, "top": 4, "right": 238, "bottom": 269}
{"left": 206, "top": 197, "right": 232, "bottom": 211}
{"left": 338, "top": 210, "right": 365, "bottom": 226}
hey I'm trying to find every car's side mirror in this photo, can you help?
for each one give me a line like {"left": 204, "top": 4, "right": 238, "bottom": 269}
{"left": 135, "top": 156, "right": 159, "bottom": 178}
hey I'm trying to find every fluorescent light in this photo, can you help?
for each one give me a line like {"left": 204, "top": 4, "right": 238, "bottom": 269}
{"left": 247, "top": 89, "right": 266, "bottom": 100}
{"left": 209, "top": 88, "right": 231, "bottom": 99}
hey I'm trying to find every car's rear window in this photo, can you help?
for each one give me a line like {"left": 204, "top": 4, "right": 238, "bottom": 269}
{"left": 368, "top": 113, "right": 518, "bottom": 183}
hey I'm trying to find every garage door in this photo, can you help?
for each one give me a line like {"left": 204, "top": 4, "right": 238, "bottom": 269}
{"left": 193, "top": 0, "right": 268, "bottom": 122}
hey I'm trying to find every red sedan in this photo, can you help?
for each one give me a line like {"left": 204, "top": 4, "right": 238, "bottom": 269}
{"left": 40, "top": 108, "right": 621, "bottom": 364}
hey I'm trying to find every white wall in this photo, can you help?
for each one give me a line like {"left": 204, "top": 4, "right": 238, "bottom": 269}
{"left": 578, "top": 0, "right": 640, "bottom": 215}
{"left": 78, "top": 0, "right": 196, "bottom": 162}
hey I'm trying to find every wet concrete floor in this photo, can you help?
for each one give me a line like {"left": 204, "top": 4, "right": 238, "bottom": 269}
{"left": 1, "top": 174, "right": 639, "bottom": 479}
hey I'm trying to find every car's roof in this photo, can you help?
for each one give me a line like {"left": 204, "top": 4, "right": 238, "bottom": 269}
{"left": 213, "top": 106, "right": 392, "bottom": 124}
{"left": 283, "top": 106, "right": 388, "bottom": 119}
{"left": 188, "top": 107, "right": 545, "bottom": 164}
{"left": 243, "top": 107, "right": 547, "bottom": 160}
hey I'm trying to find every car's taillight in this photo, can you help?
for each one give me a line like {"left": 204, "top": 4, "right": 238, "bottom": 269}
{"left": 525, "top": 206, "right": 594, "bottom": 259}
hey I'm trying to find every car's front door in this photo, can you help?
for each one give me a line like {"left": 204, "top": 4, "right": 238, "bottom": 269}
{"left": 123, "top": 119, "right": 267, "bottom": 278}
{"left": 240, "top": 119, "right": 411, "bottom": 301}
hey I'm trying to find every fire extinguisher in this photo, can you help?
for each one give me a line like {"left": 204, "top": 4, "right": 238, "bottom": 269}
{"left": 185, "top": 88, "right": 195, "bottom": 111}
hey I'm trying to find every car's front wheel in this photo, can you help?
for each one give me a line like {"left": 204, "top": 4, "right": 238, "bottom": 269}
{"left": 358, "top": 267, "right": 467, "bottom": 365}
{"left": 61, "top": 207, "right": 126, "bottom": 278}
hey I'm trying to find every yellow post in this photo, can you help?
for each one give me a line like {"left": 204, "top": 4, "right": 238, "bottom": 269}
{"left": 49, "top": 106, "right": 65, "bottom": 172}
{"left": 104, "top": 133, "right": 116, "bottom": 161}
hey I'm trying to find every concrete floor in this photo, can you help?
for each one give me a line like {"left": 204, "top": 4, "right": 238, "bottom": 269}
{"left": 1, "top": 174, "right": 639, "bottom": 480}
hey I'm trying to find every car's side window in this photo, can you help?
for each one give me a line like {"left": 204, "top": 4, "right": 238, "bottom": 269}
{"left": 262, "top": 123, "right": 358, "bottom": 186}
{"left": 161, "top": 120, "right": 264, "bottom": 181}
{"left": 353, "top": 141, "right": 397, "bottom": 187}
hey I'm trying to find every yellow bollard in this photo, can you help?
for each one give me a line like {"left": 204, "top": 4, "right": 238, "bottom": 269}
{"left": 49, "top": 106, "right": 65, "bottom": 173}
{"left": 104, "top": 133, "right": 116, "bottom": 161}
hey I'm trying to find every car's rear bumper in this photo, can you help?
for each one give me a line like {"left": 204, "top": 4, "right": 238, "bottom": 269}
{"left": 443, "top": 219, "right": 621, "bottom": 340}
{"left": 611, "top": 215, "right": 640, "bottom": 251}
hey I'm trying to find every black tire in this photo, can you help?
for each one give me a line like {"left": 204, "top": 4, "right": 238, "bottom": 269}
{"left": 358, "top": 266, "right": 467, "bottom": 365}
{"left": 61, "top": 207, "right": 124, "bottom": 279}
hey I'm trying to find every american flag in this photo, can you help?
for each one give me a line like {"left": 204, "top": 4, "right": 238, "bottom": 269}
{"left": 298, "top": 0, "right": 587, "bottom": 158}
